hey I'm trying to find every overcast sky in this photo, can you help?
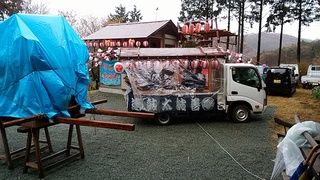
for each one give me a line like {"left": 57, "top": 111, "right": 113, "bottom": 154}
{"left": 35, "top": 0, "right": 320, "bottom": 40}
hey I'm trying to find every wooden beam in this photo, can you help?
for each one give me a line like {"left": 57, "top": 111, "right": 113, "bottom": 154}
{"left": 1, "top": 115, "right": 42, "bottom": 128}
{"left": 85, "top": 109, "right": 154, "bottom": 119}
{"left": 54, "top": 117, "right": 135, "bottom": 131}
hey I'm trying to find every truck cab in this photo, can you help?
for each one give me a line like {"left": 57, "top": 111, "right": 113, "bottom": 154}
{"left": 221, "top": 64, "right": 267, "bottom": 122}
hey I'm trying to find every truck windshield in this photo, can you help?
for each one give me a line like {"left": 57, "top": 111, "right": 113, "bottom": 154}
{"left": 232, "top": 67, "right": 261, "bottom": 88}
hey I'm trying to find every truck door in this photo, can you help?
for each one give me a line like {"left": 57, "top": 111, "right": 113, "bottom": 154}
{"left": 228, "top": 66, "right": 266, "bottom": 112}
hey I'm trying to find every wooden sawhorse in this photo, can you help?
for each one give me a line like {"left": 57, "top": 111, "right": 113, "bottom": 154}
{"left": 21, "top": 120, "right": 84, "bottom": 179}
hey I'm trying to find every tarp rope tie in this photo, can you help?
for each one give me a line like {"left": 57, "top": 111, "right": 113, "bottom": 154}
{"left": 196, "top": 122, "right": 266, "bottom": 180}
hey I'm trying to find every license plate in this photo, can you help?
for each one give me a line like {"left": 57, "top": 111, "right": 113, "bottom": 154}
{"left": 274, "top": 79, "right": 281, "bottom": 83}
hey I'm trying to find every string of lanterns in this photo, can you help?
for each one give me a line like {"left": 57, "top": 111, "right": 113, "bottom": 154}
{"left": 182, "top": 21, "right": 211, "bottom": 35}
{"left": 85, "top": 39, "right": 149, "bottom": 49}
{"left": 113, "top": 59, "right": 221, "bottom": 74}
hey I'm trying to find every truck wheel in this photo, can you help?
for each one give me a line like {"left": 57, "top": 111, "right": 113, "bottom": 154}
{"left": 229, "top": 105, "right": 251, "bottom": 123}
{"left": 155, "top": 113, "right": 172, "bottom": 125}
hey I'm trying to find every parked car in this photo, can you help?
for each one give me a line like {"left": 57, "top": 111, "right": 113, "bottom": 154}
{"left": 265, "top": 66, "right": 297, "bottom": 97}
{"left": 255, "top": 64, "right": 268, "bottom": 82}
{"left": 279, "top": 63, "right": 299, "bottom": 86}
{"left": 301, "top": 64, "right": 320, "bottom": 89}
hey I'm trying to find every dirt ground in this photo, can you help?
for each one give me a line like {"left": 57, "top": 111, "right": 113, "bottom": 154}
{"left": 1, "top": 91, "right": 284, "bottom": 180}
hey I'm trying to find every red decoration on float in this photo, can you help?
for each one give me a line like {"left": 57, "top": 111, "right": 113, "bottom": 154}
{"left": 114, "top": 62, "right": 124, "bottom": 73}
{"left": 109, "top": 41, "right": 115, "bottom": 47}
{"left": 136, "top": 41, "right": 141, "bottom": 47}
{"left": 162, "top": 60, "right": 170, "bottom": 68}
{"left": 146, "top": 60, "right": 153, "bottom": 69}
{"left": 122, "top": 42, "right": 128, "bottom": 47}
{"left": 183, "top": 24, "right": 189, "bottom": 34}
{"left": 204, "top": 22, "right": 210, "bottom": 33}
{"left": 200, "top": 60, "right": 208, "bottom": 69}
{"left": 124, "top": 61, "right": 132, "bottom": 71}
{"left": 116, "top": 41, "right": 121, "bottom": 47}
{"left": 191, "top": 60, "right": 200, "bottom": 69}
{"left": 135, "top": 61, "right": 143, "bottom": 69}
{"left": 104, "top": 41, "right": 109, "bottom": 47}
{"left": 93, "top": 42, "right": 98, "bottom": 48}
{"left": 143, "top": 41, "right": 148, "bottom": 47}
{"left": 189, "top": 24, "right": 194, "bottom": 34}
{"left": 195, "top": 23, "right": 201, "bottom": 33}
{"left": 212, "top": 59, "right": 220, "bottom": 69}
{"left": 180, "top": 60, "right": 190, "bottom": 69}
{"left": 129, "top": 41, "right": 134, "bottom": 47}
{"left": 99, "top": 42, "right": 104, "bottom": 48}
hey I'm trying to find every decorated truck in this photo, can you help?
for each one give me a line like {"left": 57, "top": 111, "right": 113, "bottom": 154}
{"left": 114, "top": 47, "right": 267, "bottom": 125}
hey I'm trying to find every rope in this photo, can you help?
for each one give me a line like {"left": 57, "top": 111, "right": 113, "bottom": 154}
{"left": 196, "top": 122, "right": 266, "bottom": 180}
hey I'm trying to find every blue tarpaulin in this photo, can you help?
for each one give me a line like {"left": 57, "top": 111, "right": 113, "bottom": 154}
{"left": 0, "top": 13, "right": 93, "bottom": 119}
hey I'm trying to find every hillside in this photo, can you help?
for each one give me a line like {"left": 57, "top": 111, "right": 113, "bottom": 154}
{"left": 243, "top": 32, "right": 312, "bottom": 59}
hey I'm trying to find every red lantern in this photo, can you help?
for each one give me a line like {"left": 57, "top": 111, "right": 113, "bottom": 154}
{"left": 195, "top": 23, "right": 201, "bottom": 33}
{"left": 116, "top": 41, "right": 121, "bottom": 47}
{"left": 183, "top": 24, "right": 189, "bottom": 34}
{"left": 189, "top": 24, "right": 195, "bottom": 34}
{"left": 212, "top": 59, "right": 220, "bottom": 69}
{"left": 129, "top": 41, "right": 134, "bottom": 47}
{"left": 124, "top": 61, "right": 133, "bottom": 71}
{"left": 99, "top": 42, "right": 104, "bottom": 48}
{"left": 109, "top": 41, "right": 115, "bottom": 47}
{"left": 136, "top": 41, "right": 141, "bottom": 47}
{"left": 122, "top": 42, "right": 128, "bottom": 47}
{"left": 204, "top": 22, "right": 210, "bottom": 33}
{"left": 104, "top": 41, "right": 109, "bottom": 47}
{"left": 143, "top": 41, "right": 149, "bottom": 47}
{"left": 93, "top": 42, "right": 98, "bottom": 48}
{"left": 114, "top": 62, "right": 124, "bottom": 73}
{"left": 180, "top": 60, "right": 190, "bottom": 69}
{"left": 201, "top": 60, "right": 209, "bottom": 69}
{"left": 191, "top": 60, "right": 200, "bottom": 69}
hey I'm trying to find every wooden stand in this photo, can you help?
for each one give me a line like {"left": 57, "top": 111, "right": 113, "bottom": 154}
{"left": 21, "top": 120, "right": 84, "bottom": 179}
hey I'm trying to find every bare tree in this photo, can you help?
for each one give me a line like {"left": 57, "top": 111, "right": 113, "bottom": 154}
{"left": 22, "top": 0, "right": 50, "bottom": 14}
{"left": 76, "top": 15, "right": 103, "bottom": 38}
{"left": 58, "top": 10, "right": 77, "bottom": 27}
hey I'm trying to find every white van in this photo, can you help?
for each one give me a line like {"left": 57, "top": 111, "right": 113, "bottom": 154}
{"left": 279, "top": 64, "right": 299, "bottom": 85}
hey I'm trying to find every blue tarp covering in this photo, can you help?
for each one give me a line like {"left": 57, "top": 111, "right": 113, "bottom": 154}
{"left": 0, "top": 13, "right": 93, "bottom": 119}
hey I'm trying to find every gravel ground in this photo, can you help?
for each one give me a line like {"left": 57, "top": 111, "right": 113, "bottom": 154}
{"left": 0, "top": 91, "right": 282, "bottom": 180}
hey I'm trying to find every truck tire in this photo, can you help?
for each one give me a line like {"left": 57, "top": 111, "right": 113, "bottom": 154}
{"left": 229, "top": 105, "right": 251, "bottom": 123}
{"left": 155, "top": 113, "right": 172, "bottom": 125}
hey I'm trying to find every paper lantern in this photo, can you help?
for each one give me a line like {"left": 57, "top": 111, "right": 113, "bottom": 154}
{"left": 162, "top": 60, "right": 170, "bottom": 68}
{"left": 114, "top": 62, "right": 124, "bottom": 73}
{"left": 172, "top": 60, "right": 180, "bottom": 68}
{"left": 129, "top": 41, "right": 134, "bottom": 47}
{"left": 200, "top": 60, "right": 209, "bottom": 69}
{"left": 153, "top": 60, "right": 162, "bottom": 73}
{"left": 189, "top": 24, "right": 195, "bottom": 34}
{"left": 180, "top": 60, "right": 190, "bottom": 69}
{"left": 109, "top": 41, "right": 115, "bottom": 47}
{"left": 195, "top": 23, "right": 201, "bottom": 33}
{"left": 122, "top": 42, "right": 128, "bottom": 47}
{"left": 104, "top": 41, "right": 109, "bottom": 47}
{"left": 116, "top": 41, "right": 121, "bottom": 47}
{"left": 124, "top": 61, "right": 133, "bottom": 71}
{"left": 212, "top": 59, "right": 221, "bottom": 69}
{"left": 204, "top": 22, "right": 210, "bottom": 33}
{"left": 136, "top": 41, "right": 141, "bottom": 47}
{"left": 135, "top": 61, "right": 143, "bottom": 69}
{"left": 143, "top": 41, "right": 149, "bottom": 47}
{"left": 99, "top": 42, "right": 104, "bottom": 48}
{"left": 93, "top": 42, "right": 98, "bottom": 48}
{"left": 146, "top": 60, "right": 153, "bottom": 69}
{"left": 191, "top": 60, "right": 200, "bottom": 69}
{"left": 183, "top": 24, "right": 189, "bottom": 34}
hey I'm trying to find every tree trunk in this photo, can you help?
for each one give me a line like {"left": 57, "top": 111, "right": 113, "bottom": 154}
{"left": 256, "top": 0, "right": 263, "bottom": 65}
{"left": 297, "top": 0, "right": 302, "bottom": 63}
